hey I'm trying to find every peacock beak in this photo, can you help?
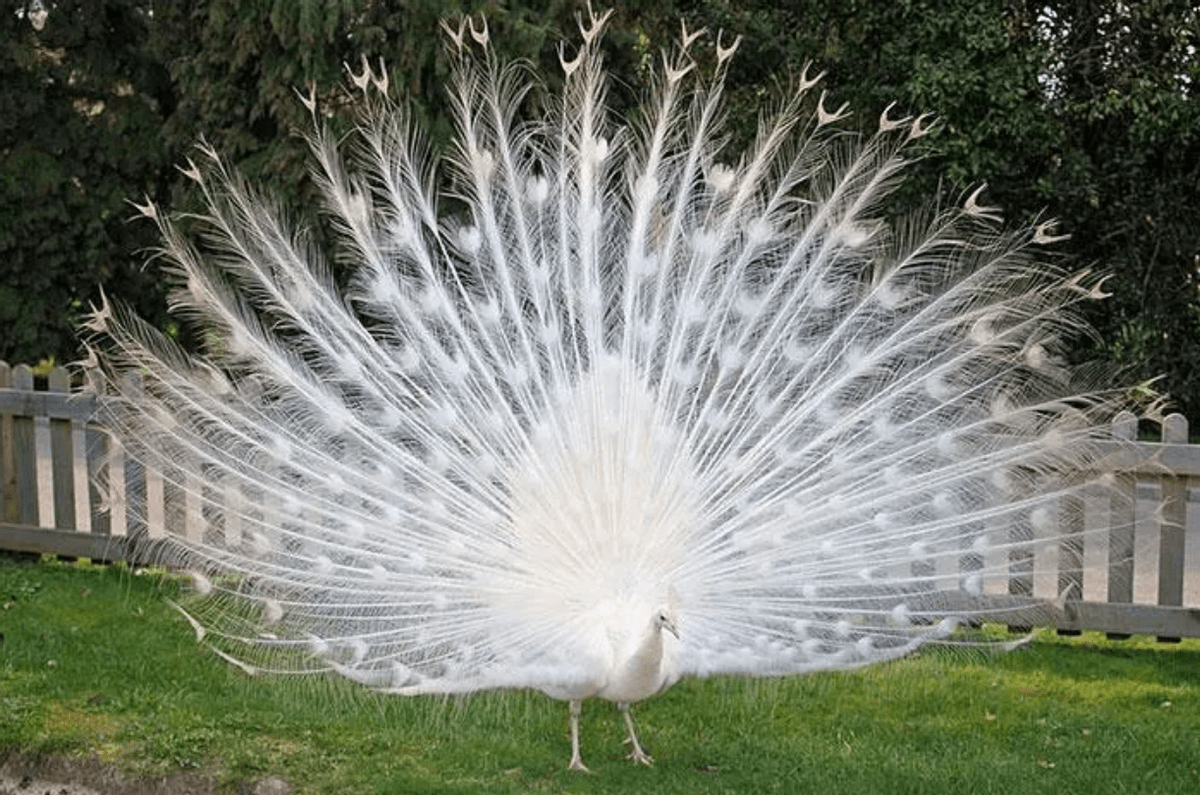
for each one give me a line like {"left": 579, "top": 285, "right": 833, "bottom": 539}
{"left": 662, "top": 616, "right": 680, "bottom": 639}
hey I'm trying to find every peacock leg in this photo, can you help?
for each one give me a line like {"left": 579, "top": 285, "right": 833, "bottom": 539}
{"left": 567, "top": 699, "right": 589, "bottom": 772}
{"left": 618, "top": 703, "right": 653, "bottom": 765}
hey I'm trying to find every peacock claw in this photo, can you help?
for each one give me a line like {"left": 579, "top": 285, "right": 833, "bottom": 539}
{"left": 627, "top": 749, "right": 654, "bottom": 766}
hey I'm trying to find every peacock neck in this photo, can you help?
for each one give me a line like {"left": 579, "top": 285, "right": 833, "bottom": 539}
{"left": 616, "top": 617, "right": 667, "bottom": 694}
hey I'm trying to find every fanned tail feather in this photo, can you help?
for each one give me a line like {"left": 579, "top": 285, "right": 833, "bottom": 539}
{"left": 88, "top": 13, "right": 1141, "bottom": 704}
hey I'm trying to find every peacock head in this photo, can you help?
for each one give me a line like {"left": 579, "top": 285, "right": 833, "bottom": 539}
{"left": 654, "top": 608, "right": 680, "bottom": 640}
{"left": 655, "top": 585, "right": 682, "bottom": 639}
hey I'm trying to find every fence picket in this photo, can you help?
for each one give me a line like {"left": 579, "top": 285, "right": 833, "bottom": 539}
{"left": 84, "top": 368, "right": 112, "bottom": 537}
{"left": 48, "top": 367, "right": 76, "bottom": 531}
{"left": 11, "top": 365, "right": 38, "bottom": 527}
{"left": 0, "top": 361, "right": 13, "bottom": 522}
{"left": 1158, "top": 414, "right": 1188, "bottom": 642}
{"left": 1057, "top": 486, "right": 1086, "bottom": 636}
{"left": 184, "top": 463, "right": 203, "bottom": 544}
{"left": 146, "top": 461, "right": 166, "bottom": 539}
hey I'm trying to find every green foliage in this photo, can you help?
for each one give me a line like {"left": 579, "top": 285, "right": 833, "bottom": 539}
{"left": 1, "top": 0, "right": 173, "bottom": 365}
{"left": 1032, "top": 0, "right": 1200, "bottom": 416}
{"left": 4, "top": 0, "right": 1199, "bottom": 417}
{"left": 2, "top": 0, "right": 591, "bottom": 365}
{"left": 676, "top": 0, "right": 1200, "bottom": 417}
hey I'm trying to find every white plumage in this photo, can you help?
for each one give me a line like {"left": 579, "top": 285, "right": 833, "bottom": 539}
{"left": 89, "top": 9, "right": 1132, "bottom": 770}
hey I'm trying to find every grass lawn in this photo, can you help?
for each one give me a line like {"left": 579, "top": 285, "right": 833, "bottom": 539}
{"left": 1, "top": 552, "right": 1197, "bottom": 793}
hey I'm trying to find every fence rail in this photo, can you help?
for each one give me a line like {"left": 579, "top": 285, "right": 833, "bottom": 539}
{"left": 2, "top": 360, "right": 1199, "bottom": 639}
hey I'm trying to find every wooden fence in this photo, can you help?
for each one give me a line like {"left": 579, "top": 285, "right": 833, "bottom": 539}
{"left": 0, "top": 362, "right": 132, "bottom": 560}
{"left": 2, "top": 359, "right": 1199, "bottom": 639}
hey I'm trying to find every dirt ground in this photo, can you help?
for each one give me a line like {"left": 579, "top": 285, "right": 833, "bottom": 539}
{"left": 0, "top": 750, "right": 289, "bottom": 795}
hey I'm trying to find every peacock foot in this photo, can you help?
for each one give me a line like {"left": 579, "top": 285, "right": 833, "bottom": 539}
{"left": 626, "top": 747, "right": 654, "bottom": 766}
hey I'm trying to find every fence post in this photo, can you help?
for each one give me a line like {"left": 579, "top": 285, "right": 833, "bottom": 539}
{"left": 1107, "top": 411, "right": 1137, "bottom": 640}
{"left": 1157, "top": 413, "right": 1188, "bottom": 643}
{"left": 0, "top": 362, "right": 14, "bottom": 523}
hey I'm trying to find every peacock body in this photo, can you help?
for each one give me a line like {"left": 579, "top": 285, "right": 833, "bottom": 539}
{"left": 90, "top": 10, "right": 1134, "bottom": 769}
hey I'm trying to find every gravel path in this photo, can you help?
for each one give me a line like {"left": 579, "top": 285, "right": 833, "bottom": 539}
{"left": 0, "top": 751, "right": 288, "bottom": 795}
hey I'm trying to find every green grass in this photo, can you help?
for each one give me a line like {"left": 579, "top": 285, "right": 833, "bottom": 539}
{"left": 2, "top": 553, "right": 1197, "bottom": 793}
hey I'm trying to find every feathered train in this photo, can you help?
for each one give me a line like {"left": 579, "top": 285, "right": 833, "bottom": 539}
{"left": 87, "top": 9, "right": 1138, "bottom": 770}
